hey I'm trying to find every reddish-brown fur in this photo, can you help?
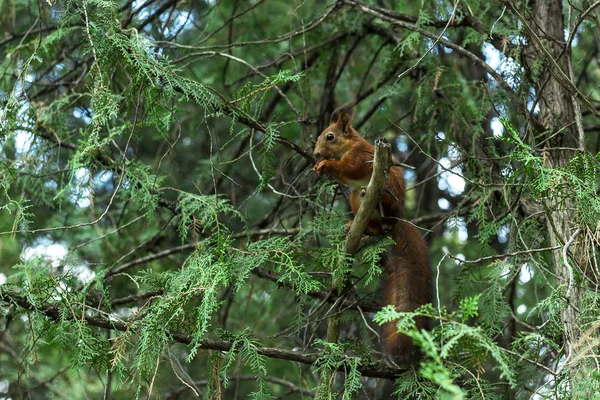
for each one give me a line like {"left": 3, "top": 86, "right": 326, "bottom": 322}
{"left": 380, "top": 221, "right": 430, "bottom": 362}
{"left": 313, "top": 106, "right": 431, "bottom": 363}
{"left": 313, "top": 107, "right": 405, "bottom": 232}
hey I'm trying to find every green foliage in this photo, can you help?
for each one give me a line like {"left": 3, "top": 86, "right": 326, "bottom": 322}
{"left": 0, "top": 192, "right": 33, "bottom": 234}
{"left": 247, "top": 236, "right": 322, "bottom": 295}
{"left": 177, "top": 192, "right": 241, "bottom": 242}
{"left": 2, "top": 0, "right": 600, "bottom": 398}
{"left": 357, "top": 235, "right": 393, "bottom": 285}
{"left": 313, "top": 339, "right": 364, "bottom": 400}
{"left": 477, "top": 264, "right": 511, "bottom": 334}
{"left": 220, "top": 330, "right": 275, "bottom": 400}
{"left": 375, "top": 298, "right": 517, "bottom": 399}
{"left": 235, "top": 70, "right": 302, "bottom": 115}
{"left": 257, "top": 125, "right": 280, "bottom": 192}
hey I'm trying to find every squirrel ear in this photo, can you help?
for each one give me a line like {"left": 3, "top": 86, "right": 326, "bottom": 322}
{"left": 330, "top": 106, "right": 353, "bottom": 132}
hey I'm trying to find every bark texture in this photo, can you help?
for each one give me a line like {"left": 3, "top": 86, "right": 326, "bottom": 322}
{"left": 525, "top": 0, "right": 585, "bottom": 376}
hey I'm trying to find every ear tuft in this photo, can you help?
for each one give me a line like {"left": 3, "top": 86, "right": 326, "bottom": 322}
{"left": 330, "top": 106, "right": 353, "bottom": 132}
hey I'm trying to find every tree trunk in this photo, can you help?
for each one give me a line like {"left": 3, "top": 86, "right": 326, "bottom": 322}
{"left": 525, "top": 0, "right": 586, "bottom": 385}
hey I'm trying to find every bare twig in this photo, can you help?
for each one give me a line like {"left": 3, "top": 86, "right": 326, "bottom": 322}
{"left": 448, "top": 246, "right": 561, "bottom": 264}
{"left": 563, "top": 229, "right": 581, "bottom": 300}
{"left": 396, "top": 0, "right": 460, "bottom": 81}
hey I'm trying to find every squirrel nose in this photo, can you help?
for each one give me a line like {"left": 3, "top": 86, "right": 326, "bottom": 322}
{"left": 314, "top": 150, "right": 321, "bottom": 158}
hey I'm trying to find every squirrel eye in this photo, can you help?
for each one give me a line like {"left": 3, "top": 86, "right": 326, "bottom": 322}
{"left": 326, "top": 133, "right": 334, "bottom": 141}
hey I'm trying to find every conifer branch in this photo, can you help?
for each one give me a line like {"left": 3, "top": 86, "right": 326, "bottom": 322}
{"left": 342, "top": 0, "right": 526, "bottom": 111}
{"left": 251, "top": 267, "right": 381, "bottom": 313}
{"left": 0, "top": 291, "right": 406, "bottom": 380}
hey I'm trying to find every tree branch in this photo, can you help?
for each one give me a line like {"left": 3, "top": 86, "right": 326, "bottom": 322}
{"left": 251, "top": 267, "right": 381, "bottom": 313}
{"left": 0, "top": 291, "right": 405, "bottom": 380}
{"left": 344, "top": 138, "right": 392, "bottom": 254}
{"left": 342, "top": 0, "right": 526, "bottom": 112}
{"left": 327, "top": 138, "right": 393, "bottom": 345}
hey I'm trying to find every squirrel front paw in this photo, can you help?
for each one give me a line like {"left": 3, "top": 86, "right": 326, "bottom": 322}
{"left": 344, "top": 220, "right": 353, "bottom": 233}
{"left": 313, "top": 159, "right": 328, "bottom": 175}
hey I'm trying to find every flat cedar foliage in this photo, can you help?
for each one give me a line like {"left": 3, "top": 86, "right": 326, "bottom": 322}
{"left": 2, "top": 0, "right": 600, "bottom": 398}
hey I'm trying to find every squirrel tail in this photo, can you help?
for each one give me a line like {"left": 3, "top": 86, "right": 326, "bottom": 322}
{"left": 381, "top": 220, "right": 431, "bottom": 364}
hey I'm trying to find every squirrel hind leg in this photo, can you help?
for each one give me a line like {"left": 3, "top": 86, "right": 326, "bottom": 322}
{"left": 344, "top": 219, "right": 384, "bottom": 236}
{"left": 382, "top": 351, "right": 420, "bottom": 369}
{"left": 366, "top": 219, "right": 385, "bottom": 235}
{"left": 350, "top": 188, "right": 386, "bottom": 235}
{"left": 381, "top": 325, "right": 421, "bottom": 366}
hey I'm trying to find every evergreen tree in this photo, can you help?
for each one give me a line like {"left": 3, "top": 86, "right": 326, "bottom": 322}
{"left": 1, "top": 0, "right": 599, "bottom": 398}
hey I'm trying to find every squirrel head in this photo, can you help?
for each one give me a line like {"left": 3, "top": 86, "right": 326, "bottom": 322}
{"left": 313, "top": 106, "right": 357, "bottom": 160}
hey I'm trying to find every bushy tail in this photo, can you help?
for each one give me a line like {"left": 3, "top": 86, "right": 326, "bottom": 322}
{"left": 381, "top": 220, "right": 431, "bottom": 364}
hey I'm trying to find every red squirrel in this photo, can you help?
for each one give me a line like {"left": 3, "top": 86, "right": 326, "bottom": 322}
{"left": 313, "top": 106, "right": 431, "bottom": 363}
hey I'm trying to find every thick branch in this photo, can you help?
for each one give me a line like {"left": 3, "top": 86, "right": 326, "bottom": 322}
{"left": 0, "top": 291, "right": 404, "bottom": 380}
{"left": 327, "top": 138, "right": 392, "bottom": 345}
{"left": 344, "top": 138, "right": 392, "bottom": 255}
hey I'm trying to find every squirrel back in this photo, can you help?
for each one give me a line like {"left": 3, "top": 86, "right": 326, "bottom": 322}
{"left": 313, "top": 106, "right": 431, "bottom": 363}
